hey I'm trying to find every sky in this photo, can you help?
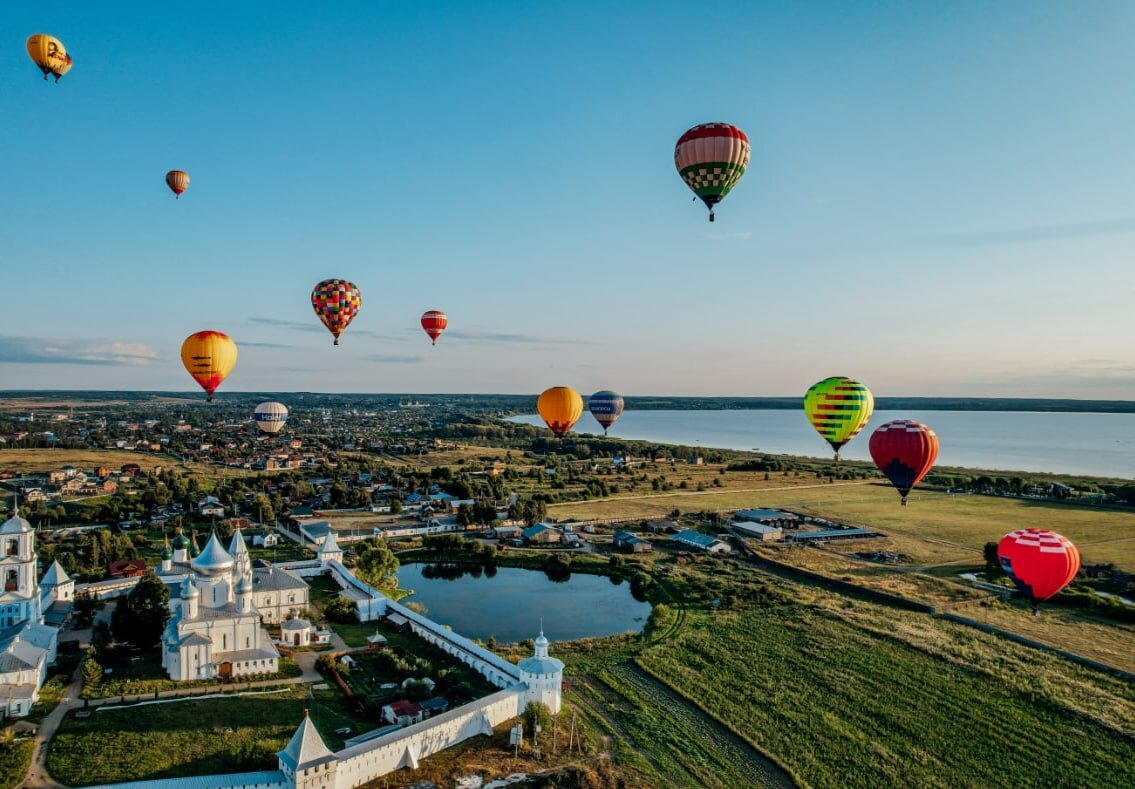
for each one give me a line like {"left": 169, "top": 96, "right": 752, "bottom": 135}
{"left": 2, "top": 1, "right": 1134, "bottom": 398}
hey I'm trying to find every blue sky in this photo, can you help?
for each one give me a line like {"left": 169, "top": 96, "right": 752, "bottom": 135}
{"left": 2, "top": 2, "right": 1133, "bottom": 397}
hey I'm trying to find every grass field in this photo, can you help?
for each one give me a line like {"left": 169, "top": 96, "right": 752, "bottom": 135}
{"left": 0, "top": 448, "right": 181, "bottom": 475}
{"left": 48, "top": 687, "right": 313, "bottom": 785}
{"left": 637, "top": 601, "right": 1135, "bottom": 789}
{"left": 552, "top": 484, "right": 1135, "bottom": 570}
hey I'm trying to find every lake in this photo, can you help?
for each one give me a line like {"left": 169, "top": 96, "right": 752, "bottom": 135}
{"left": 396, "top": 563, "right": 652, "bottom": 643}
{"left": 510, "top": 410, "right": 1135, "bottom": 479}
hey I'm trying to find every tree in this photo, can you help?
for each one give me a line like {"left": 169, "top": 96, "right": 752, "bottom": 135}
{"left": 522, "top": 700, "right": 553, "bottom": 741}
{"left": 82, "top": 651, "right": 103, "bottom": 689}
{"left": 126, "top": 570, "right": 171, "bottom": 646}
{"left": 324, "top": 596, "right": 358, "bottom": 624}
{"left": 355, "top": 540, "right": 399, "bottom": 590}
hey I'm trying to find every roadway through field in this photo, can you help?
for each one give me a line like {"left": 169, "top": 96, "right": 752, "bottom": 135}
{"left": 613, "top": 662, "right": 796, "bottom": 789}
{"left": 571, "top": 660, "right": 796, "bottom": 789}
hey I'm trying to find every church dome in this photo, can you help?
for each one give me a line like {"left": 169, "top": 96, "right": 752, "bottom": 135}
{"left": 190, "top": 533, "right": 234, "bottom": 575}
{"left": 0, "top": 510, "right": 32, "bottom": 534}
{"left": 171, "top": 531, "right": 190, "bottom": 550}
{"left": 518, "top": 654, "right": 564, "bottom": 675}
{"left": 161, "top": 542, "right": 172, "bottom": 561}
{"left": 237, "top": 573, "right": 253, "bottom": 593}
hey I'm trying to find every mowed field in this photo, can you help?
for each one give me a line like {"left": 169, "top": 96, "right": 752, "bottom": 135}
{"left": 0, "top": 448, "right": 180, "bottom": 475}
{"left": 553, "top": 484, "right": 1135, "bottom": 569}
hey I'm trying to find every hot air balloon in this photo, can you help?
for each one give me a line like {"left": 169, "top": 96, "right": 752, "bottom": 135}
{"left": 254, "top": 402, "right": 288, "bottom": 434}
{"left": 180, "top": 331, "right": 237, "bottom": 402}
{"left": 27, "top": 34, "right": 72, "bottom": 82}
{"left": 997, "top": 529, "right": 1080, "bottom": 614}
{"left": 804, "top": 377, "right": 874, "bottom": 459}
{"left": 421, "top": 310, "right": 448, "bottom": 346}
{"left": 588, "top": 391, "right": 624, "bottom": 435}
{"left": 868, "top": 419, "right": 939, "bottom": 505}
{"left": 166, "top": 170, "right": 190, "bottom": 199}
{"left": 537, "top": 387, "right": 584, "bottom": 438}
{"left": 674, "top": 122, "right": 750, "bottom": 222}
{"left": 311, "top": 279, "right": 362, "bottom": 345}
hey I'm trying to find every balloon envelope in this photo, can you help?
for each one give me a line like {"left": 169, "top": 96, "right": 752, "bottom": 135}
{"left": 27, "top": 34, "right": 72, "bottom": 81}
{"left": 166, "top": 170, "right": 190, "bottom": 198}
{"left": 537, "top": 387, "right": 584, "bottom": 438}
{"left": 804, "top": 377, "right": 874, "bottom": 457}
{"left": 180, "top": 331, "right": 237, "bottom": 402}
{"left": 421, "top": 310, "right": 448, "bottom": 345}
{"left": 998, "top": 529, "right": 1080, "bottom": 607}
{"left": 674, "top": 122, "right": 750, "bottom": 221}
{"left": 588, "top": 390, "right": 624, "bottom": 434}
{"left": 868, "top": 419, "right": 939, "bottom": 504}
{"left": 254, "top": 402, "right": 288, "bottom": 434}
{"left": 312, "top": 279, "right": 362, "bottom": 345}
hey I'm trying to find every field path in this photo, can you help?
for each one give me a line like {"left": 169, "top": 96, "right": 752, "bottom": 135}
{"left": 613, "top": 662, "right": 795, "bottom": 789}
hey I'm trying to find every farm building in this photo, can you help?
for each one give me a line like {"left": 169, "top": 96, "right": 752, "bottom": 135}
{"left": 731, "top": 521, "right": 783, "bottom": 542}
{"left": 613, "top": 531, "right": 652, "bottom": 553}
{"left": 733, "top": 508, "right": 800, "bottom": 528}
{"left": 522, "top": 523, "right": 561, "bottom": 545}
{"left": 670, "top": 530, "right": 731, "bottom": 555}
{"left": 785, "top": 528, "right": 879, "bottom": 544}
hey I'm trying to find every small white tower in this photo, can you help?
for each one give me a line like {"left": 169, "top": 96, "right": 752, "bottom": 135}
{"left": 0, "top": 504, "right": 41, "bottom": 625}
{"left": 236, "top": 571, "right": 253, "bottom": 613}
{"left": 517, "top": 629, "right": 564, "bottom": 715}
{"left": 278, "top": 711, "right": 337, "bottom": 789}
{"left": 318, "top": 530, "right": 343, "bottom": 567}
{"left": 228, "top": 528, "right": 252, "bottom": 579}
{"left": 182, "top": 577, "right": 199, "bottom": 619}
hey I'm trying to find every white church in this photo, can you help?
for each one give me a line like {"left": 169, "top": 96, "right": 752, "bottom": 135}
{"left": 0, "top": 506, "right": 74, "bottom": 718}
{"left": 159, "top": 531, "right": 282, "bottom": 682}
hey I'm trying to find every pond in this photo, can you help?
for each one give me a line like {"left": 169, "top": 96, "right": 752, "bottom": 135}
{"left": 395, "top": 563, "right": 652, "bottom": 644}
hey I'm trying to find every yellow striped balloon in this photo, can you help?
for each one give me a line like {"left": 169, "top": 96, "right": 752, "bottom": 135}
{"left": 26, "top": 34, "right": 72, "bottom": 82}
{"left": 803, "top": 377, "right": 874, "bottom": 459}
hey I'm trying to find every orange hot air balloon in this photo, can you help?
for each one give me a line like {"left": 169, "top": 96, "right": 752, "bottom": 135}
{"left": 421, "top": 310, "right": 448, "bottom": 345}
{"left": 180, "top": 331, "right": 237, "bottom": 402}
{"left": 166, "top": 170, "right": 190, "bottom": 199}
{"left": 311, "top": 279, "right": 362, "bottom": 345}
{"left": 537, "top": 386, "right": 584, "bottom": 438}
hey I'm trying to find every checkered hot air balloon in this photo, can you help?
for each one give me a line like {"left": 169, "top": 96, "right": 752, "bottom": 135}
{"left": 311, "top": 279, "right": 362, "bottom": 346}
{"left": 997, "top": 529, "right": 1080, "bottom": 614}
{"left": 869, "top": 419, "right": 939, "bottom": 505}
{"left": 588, "top": 391, "right": 624, "bottom": 435}
{"left": 420, "top": 310, "right": 448, "bottom": 346}
{"left": 674, "top": 122, "right": 751, "bottom": 222}
{"left": 804, "top": 377, "right": 874, "bottom": 459}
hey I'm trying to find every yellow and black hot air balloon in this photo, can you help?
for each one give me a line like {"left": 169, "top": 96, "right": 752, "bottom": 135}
{"left": 803, "top": 376, "right": 874, "bottom": 460}
{"left": 181, "top": 331, "right": 237, "bottom": 402}
{"left": 27, "top": 34, "right": 72, "bottom": 82}
{"left": 537, "top": 386, "right": 584, "bottom": 438}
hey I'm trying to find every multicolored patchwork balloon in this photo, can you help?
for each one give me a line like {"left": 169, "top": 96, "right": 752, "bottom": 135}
{"left": 674, "top": 122, "right": 751, "bottom": 222}
{"left": 804, "top": 377, "right": 874, "bottom": 459}
{"left": 588, "top": 390, "right": 624, "bottom": 435}
{"left": 997, "top": 529, "right": 1080, "bottom": 613}
{"left": 311, "top": 279, "right": 362, "bottom": 345}
{"left": 869, "top": 419, "right": 939, "bottom": 505}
